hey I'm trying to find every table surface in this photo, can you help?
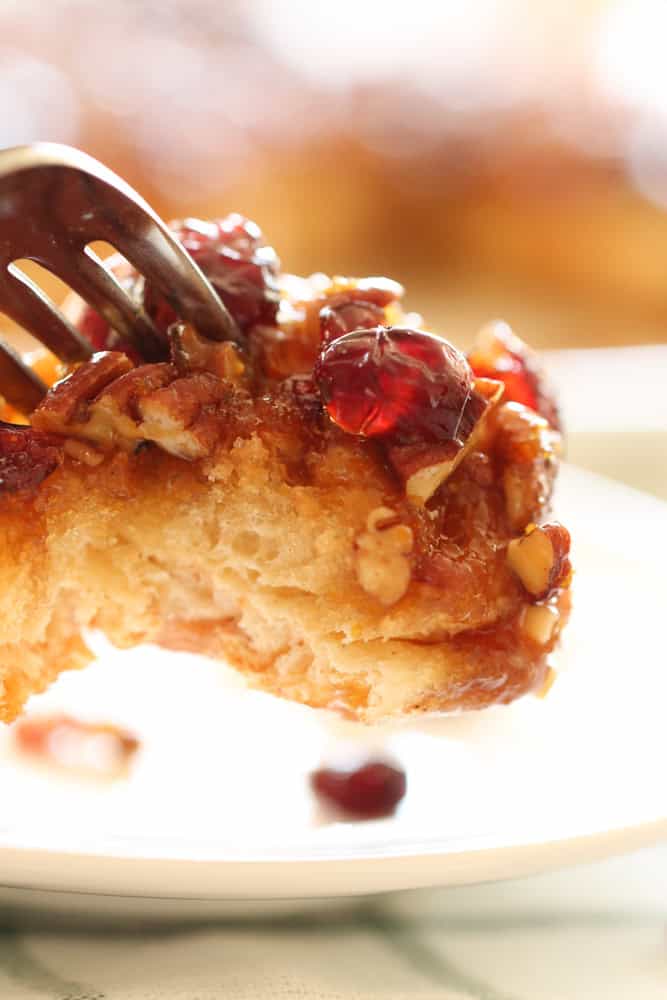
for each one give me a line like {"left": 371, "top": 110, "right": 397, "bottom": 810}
{"left": 1, "top": 345, "right": 665, "bottom": 999}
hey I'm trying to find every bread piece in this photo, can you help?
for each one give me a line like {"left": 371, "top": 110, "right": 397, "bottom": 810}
{"left": 0, "top": 257, "right": 571, "bottom": 723}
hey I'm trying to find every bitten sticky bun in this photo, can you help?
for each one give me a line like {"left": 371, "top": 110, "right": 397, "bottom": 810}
{"left": 0, "top": 216, "right": 571, "bottom": 722}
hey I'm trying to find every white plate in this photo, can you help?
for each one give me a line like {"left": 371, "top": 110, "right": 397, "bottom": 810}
{"left": 0, "top": 463, "right": 665, "bottom": 917}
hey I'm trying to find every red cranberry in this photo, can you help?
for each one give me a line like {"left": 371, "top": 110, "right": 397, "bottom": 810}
{"left": 0, "top": 424, "right": 61, "bottom": 494}
{"left": 314, "top": 326, "right": 477, "bottom": 443}
{"left": 68, "top": 256, "right": 149, "bottom": 364}
{"left": 75, "top": 302, "right": 111, "bottom": 353}
{"left": 468, "top": 323, "right": 561, "bottom": 430}
{"left": 319, "top": 300, "right": 385, "bottom": 346}
{"left": 311, "top": 761, "right": 406, "bottom": 819}
{"left": 143, "top": 214, "right": 280, "bottom": 334}
{"left": 74, "top": 305, "right": 143, "bottom": 365}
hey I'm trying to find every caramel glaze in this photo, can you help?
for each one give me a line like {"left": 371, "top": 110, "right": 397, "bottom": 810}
{"left": 0, "top": 271, "right": 569, "bottom": 712}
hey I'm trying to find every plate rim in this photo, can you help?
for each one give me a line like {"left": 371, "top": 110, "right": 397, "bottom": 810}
{"left": 0, "top": 816, "right": 665, "bottom": 899}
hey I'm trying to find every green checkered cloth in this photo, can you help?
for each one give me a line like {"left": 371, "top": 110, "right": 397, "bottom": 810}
{"left": 0, "top": 845, "right": 664, "bottom": 1000}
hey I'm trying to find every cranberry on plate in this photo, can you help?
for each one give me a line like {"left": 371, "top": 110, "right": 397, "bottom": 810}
{"left": 311, "top": 760, "right": 407, "bottom": 819}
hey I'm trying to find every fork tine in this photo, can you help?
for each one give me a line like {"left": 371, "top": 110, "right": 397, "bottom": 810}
{"left": 54, "top": 152, "right": 240, "bottom": 344}
{"left": 0, "top": 144, "right": 240, "bottom": 395}
{"left": 3, "top": 265, "right": 92, "bottom": 363}
{"left": 59, "top": 248, "right": 166, "bottom": 360}
{"left": 83, "top": 191, "right": 240, "bottom": 345}
{"left": 0, "top": 338, "right": 48, "bottom": 413}
{"left": 98, "top": 214, "right": 238, "bottom": 345}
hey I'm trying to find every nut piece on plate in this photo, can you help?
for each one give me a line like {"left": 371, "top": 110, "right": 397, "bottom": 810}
{"left": 507, "top": 522, "right": 571, "bottom": 600}
{"left": 355, "top": 506, "right": 414, "bottom": 606}
{"left": 13, "top": 713, "right": 140, "bottom": 778}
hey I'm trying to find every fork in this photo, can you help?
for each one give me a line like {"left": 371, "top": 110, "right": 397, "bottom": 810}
{"left": 0, "top": 143, "right": 239, "bottom": 414}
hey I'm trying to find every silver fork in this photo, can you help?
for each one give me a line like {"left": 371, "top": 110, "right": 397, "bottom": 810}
{"left": 0, "top": 143, "right": 239, "bottom": 414}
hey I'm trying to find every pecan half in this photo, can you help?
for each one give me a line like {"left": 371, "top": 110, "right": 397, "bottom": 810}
{"left": 32, "top": 351, "right": 232, "bottom": 461}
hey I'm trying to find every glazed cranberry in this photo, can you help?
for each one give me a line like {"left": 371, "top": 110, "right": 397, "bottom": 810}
{"left": 75, "top": 305, "right": 142, "bottom": 364}
{"left": 314, "top": 326, "right": 476, "bottom": 443}
{"left": 468, "top": 322, "right": 561, "bottom": 430}
{"left": 319, "top": 300, "right": 385, "bottom": 346}
{"left": 76, "top": 303, "right": 110, "bottom": 353}
{"left": 311, "top": 761, "right": 406, "bottom": 819}
{"left": 143, "top": 214, "right": 280, "bottom": 334}
{"left": 0, "top": 424, "right": 61, "bottom": 494}
{"left": 70, "top": 256, "right": 149, "bottom": 364}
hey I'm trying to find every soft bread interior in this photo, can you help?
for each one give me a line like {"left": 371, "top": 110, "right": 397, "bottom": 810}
{"left": 0, "top": 431, "right": 558, "bottom": 722}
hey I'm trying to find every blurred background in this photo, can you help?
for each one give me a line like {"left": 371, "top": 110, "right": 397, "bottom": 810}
{"left": 3, "top": 0, "right": 667, "bottom": 351}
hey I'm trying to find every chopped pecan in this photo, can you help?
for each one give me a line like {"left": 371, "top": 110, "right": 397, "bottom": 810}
{"left": 389, "top": 378, "right": 503, "bottom": 505}
{"left": 520, "top": 603, "right": 560, "bottom": 645}
{"left": 507, "top": 522, "right": 571, "bottom": 600}
{"left": 136, "top": 371, "right": 230, "bottom": 459}
{"left": 31, "top": 351, "right": 232, "bottom": 461}
{"left": 168, "top": 322, "right": 245, "bottom": 381}
{"left": 355, "top": 506, "right": 413, "bottom": 606}
{"left": 32, "top": 352, "right": 134, "bottom": 435}
{"left": 492, "top": 402, "right": 561, "bottom": 530}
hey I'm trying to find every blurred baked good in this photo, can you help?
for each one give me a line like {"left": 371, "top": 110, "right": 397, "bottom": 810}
{"left": 3, "top": 0, "right": 667, "bottom": 350}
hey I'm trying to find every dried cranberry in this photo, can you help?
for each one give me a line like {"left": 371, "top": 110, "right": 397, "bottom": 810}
{"left": 143, "top": 214, "right": 280, "bottom": 335}
{"left": 74, "top": 305, "right": 142, "bottom": 365}
{"left": 0, "top": 424, "right": 61, "bottom": 494}
{"left": 320, "top": 300, "right": 385, "bottom": 346}
{"left": 314, "top": 326, "right": 477, "bottom": 443}
{"left": 468, "top": 323, "right": 561, "bottom": 430}
{"left": 311, "top": 761, "right": 406, "bottom": 819}
{"left": 75, "top": 302, "right": 111, "bottom": 353}
{"left": 68, "top": 257, "right": 147, "bottom": 365}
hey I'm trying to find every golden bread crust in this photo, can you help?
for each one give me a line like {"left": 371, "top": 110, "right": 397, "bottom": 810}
{"left": 0, "top": 383, "right": 567, "bottom": 721}
{"left": 0, "top": 260, "right": 571, "bottom": 722}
